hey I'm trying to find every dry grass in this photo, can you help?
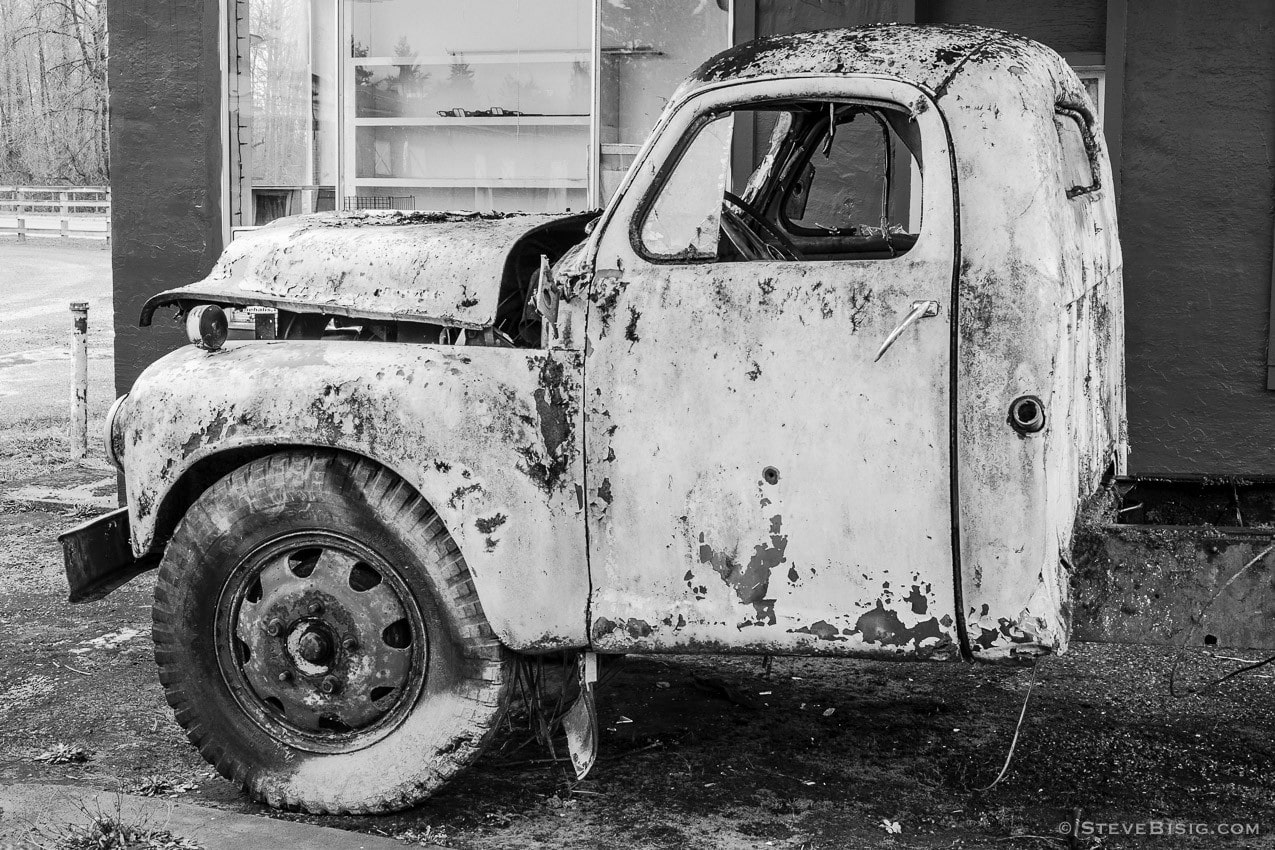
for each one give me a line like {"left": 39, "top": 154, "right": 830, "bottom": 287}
{"left": 0, "top": 414, "right": 108, "bottom": 483}
{"left": 52, "top": 816, "right": 202, "bottom": 850}
{"left": 36, "top": 796, "right": 203, "bottom": 850}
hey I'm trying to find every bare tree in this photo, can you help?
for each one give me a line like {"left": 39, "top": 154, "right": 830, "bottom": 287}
{"left": 0, "top": 0, "right": 108, "bottom": 184}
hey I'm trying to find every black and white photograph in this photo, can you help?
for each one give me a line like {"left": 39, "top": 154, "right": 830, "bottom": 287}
{"left": 0, "top": 1, "right": 1273, "bottom": 847}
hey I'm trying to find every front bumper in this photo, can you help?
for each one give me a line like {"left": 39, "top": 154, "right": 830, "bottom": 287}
{"left": 59, "top": 507, "right": 159, "bottom": 603}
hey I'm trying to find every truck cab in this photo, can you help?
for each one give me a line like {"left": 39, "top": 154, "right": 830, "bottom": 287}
{"left": 63, "top": 24, "right": 1123, "bottom": 814}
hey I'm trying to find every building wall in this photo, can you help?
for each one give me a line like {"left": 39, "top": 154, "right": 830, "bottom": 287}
{"left": 917, "top": 0, "right": 1105, "bottom": 53}
{"left": 1119, "top": 1, "right": 1275, "bottom": 475}
{"left": 755, "top": 0, "right": 912, "bottom": 36}
{"left": 109, "top": 0, "right": 223, "bottom": 395}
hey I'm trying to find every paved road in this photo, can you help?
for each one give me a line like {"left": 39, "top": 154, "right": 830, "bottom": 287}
{"left": 0, "top": 239, "right": 114, "bottom": 426}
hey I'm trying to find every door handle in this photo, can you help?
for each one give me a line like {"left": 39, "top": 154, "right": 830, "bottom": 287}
{"left": 874, "top": 300, "right": 941, "bottom": 362}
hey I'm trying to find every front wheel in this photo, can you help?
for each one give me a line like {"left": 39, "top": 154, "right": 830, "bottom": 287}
{"left": 152, "top": 451, "right": 511, "bottom": 813}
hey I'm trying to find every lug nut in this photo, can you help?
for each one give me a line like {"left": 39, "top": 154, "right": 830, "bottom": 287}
{"left": 263, "top": 619, "right": 282, "bottom": 636}
{"left": 308, "top": 602, "right": 323, "bottom": 616}
{"left": 319, "top": 676, "right": 340, "bottom": 695}
{"left": 342, "top": 638, "right": 358, "bottom": 653}
{"left": 277, "top": 671, "right": 291, "bottom": 683}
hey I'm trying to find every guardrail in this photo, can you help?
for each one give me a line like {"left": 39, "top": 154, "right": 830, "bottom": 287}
{"left": 0, "top": 185, "right": 110, "bottom": 242}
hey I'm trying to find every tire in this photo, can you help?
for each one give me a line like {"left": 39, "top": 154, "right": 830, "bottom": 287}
{"left": 151, "top": 451, "right": 511, "bottom": 813}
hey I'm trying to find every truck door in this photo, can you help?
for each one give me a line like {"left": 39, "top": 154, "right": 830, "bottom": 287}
{"left": 583, "top": 77, "right": 962, "bottom": 658}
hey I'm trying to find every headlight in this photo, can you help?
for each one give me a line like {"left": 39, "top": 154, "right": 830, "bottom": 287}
{"left": 104, "top": 392, "right": 129, "bottom": 470}
{"left": 186, "top": 304, "right": 229, "bottom": 351}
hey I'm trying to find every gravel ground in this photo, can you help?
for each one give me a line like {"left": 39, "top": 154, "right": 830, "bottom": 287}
{"left": 2, "top": 240, "right": 1273, "bottom": 849}
{"left": 1, "top": 528, "right": 1273, "bottom": 850}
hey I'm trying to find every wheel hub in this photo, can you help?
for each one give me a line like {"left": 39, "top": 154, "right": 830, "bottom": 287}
{"left": 218, "top": 534, "right": 427, "bottom": 749}
{"left": 293, "top": 624, "right": 334, "bottom": 666}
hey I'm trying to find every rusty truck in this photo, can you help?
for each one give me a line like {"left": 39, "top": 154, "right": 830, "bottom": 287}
{"left": 61, "top": 24, "right": 1124, "bottom": 812}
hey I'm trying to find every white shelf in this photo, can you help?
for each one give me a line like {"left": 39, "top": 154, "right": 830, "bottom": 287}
{"left": 600, "top": 46, "right": 665, "bottom": 56}
{"left": 355, "top": 115, "right": 589, "bottom": 128}
{"left": 355, "top": 177, "right": 587, "bottom": 189}
{"left": 352, "top": 49, "right": 589, "bottom": 66}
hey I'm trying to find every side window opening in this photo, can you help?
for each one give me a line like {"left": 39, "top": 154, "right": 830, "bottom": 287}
{"left": 784, "top": 106, "right": 921, "bottom": 238}
{"left": 637, "top": 98, "right": 923, "bottom": 264}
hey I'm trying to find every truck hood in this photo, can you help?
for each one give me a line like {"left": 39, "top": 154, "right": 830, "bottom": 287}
{"left": 140, "top": 210, "right": 573, "bottom": 330}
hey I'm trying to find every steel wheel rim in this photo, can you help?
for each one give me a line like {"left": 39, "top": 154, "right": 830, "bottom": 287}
{"left": 215, "top": 530, "right": 429, "bottom": 754}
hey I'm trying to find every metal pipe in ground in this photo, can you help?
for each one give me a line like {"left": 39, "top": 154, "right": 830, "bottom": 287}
{"left": 70, "top": 301, "right": 89, "bottom": 458}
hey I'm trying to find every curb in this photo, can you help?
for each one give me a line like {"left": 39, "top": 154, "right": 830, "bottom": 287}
{"left": 0, "top": 784, "right": 404, "bottom": 850}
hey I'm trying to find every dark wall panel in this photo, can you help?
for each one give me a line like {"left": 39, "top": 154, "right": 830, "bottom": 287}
{"left": 1121, "top": 1, "right": 1275, "bottom": 474}
{"left": 917, "top": 0, "right": 1105, "bottom": 53}
{"left": 109, "top": 0, "right": 223, "bottom": 396}
{"left": 757, "top": 0, "right": 913, "bottom": 37}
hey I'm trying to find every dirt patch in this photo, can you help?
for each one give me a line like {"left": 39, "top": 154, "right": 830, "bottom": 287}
{"left": 2, "top": 512, "right": 1273, "bottom": 850}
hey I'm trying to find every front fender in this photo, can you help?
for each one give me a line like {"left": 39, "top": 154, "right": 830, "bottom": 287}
{"left": 118, "top": 341, "right": 586, "bottom": 650}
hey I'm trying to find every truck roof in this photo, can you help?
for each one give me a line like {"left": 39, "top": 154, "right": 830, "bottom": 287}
{"left": 677, "top": 23, "right": 1075, "bottom": 108}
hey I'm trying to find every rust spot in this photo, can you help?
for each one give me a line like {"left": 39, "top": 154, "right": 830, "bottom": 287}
{"left": 698, "top": 516, "right": 788, "bottom": 607}
{"left": 433, "top": 459, "right": 451, "bottom": 473}
{"left": 134, "top": 489, "right": 153, "bottom": 520}
{"left": 590, "top": 280, "right": 623, "bottom": 336}
{"left": 591, "top": 617, "right": 617, "bottom": 641}
{"left": 179, "top": 411, "right": 230, "bottom": 458}
{"left": 905, "top": 585, "right": 928, "bottom": 615}
{"left": 746, "top": 361, "right": 762, "bottom": 381}
{"left": 972, "top": 617, "right": 1034, "bottom": 650}
{"left": 748, "top": 600, "right": 777, "bottom": 627}
{"left": 684, "top": 569, "right": 708, "bottom": 599}
{"left": 597, "top": 478, "right": 612, "bottom": 505}
{"left": 789, "top": 620, "right": 843, "bottom": 641}
{"left": 852, "top": 600, "right": 948, "bottom": 649}
{"left": 447, "top": 483, "right": 483, "bottom": 509}
{"left": 517, "top": 356, "right": 574, "bottom": 493}
{"left": 475, "top": 514, "right": 507, "bottom": 534}
{"left": 624, "top": 307, "right": 641, "bottom": 343}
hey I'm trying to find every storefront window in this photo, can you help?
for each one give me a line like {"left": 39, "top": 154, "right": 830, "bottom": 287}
{"left": 598, "top": 0, "right": 729, "bottom": 202}
{"left": 226, "top": 1, "right": 729, "bottom": 230}
{"left": 227, "top": 0, "right": 338, "bottom": 228}
{"left": 346, "top": 0, "right": 593, "bottom": 213}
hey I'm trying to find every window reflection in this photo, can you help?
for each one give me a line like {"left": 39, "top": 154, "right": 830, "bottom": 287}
{"left": 230, "top": 0, "right": 337, "bottom": 227}
{"left": 346, "top": 0, "right": 591, "bottom": 213}
{"left": 599, "top": 0, "right": 729, "bottom": 202}
{"left": 226, "top": 1, "right": 729, "bottom": 229}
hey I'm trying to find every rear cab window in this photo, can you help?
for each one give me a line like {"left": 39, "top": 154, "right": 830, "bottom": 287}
{"left": 1054, "top": 107, "right": 1101, "bottom": 198}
